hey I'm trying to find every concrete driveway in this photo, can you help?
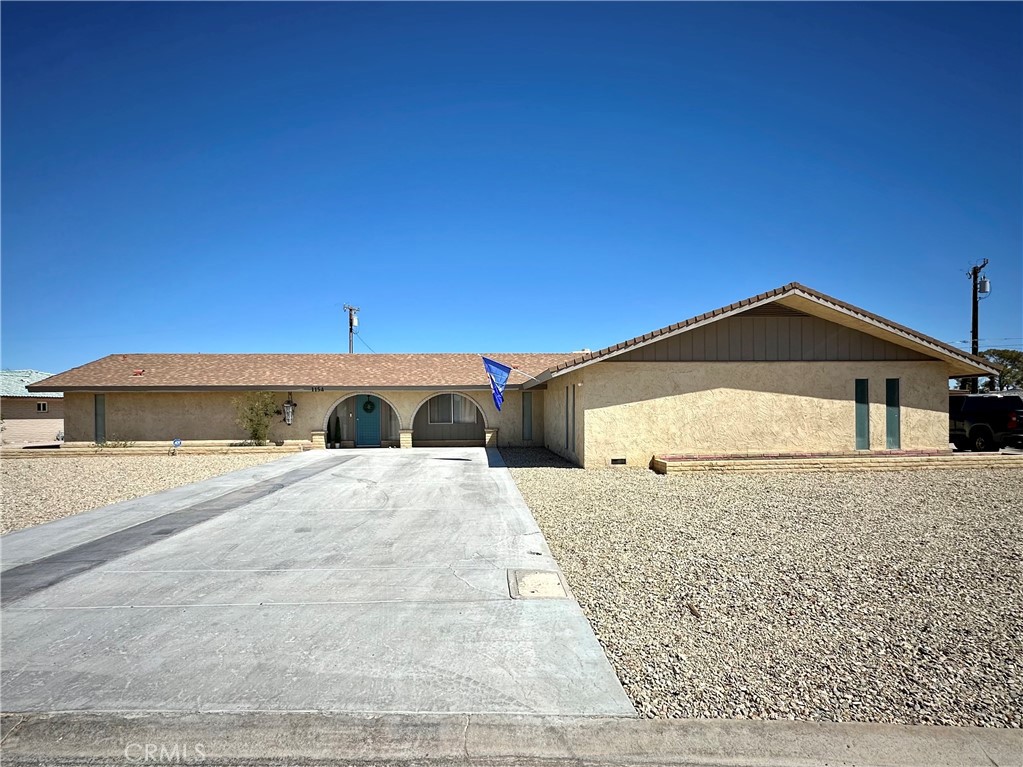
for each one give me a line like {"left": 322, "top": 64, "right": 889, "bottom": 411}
{"left": 1, "top": 448, "right": 633, "bottom": 716}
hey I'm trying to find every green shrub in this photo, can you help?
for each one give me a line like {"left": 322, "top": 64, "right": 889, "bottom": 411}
{"left": 233, "top": 391, "right": 277, "bottom": 445}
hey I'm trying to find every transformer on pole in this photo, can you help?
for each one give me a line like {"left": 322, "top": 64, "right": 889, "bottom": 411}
{"left": 966, "top": 260, "right": 991, "bottom": 393}
{"left": 343, "top": 304, "right": 360, "bottom": 354}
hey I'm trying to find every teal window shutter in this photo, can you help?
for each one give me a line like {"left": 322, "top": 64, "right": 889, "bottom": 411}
{"left": 886, "top": 379, "right": 901, "bottom": 449}
{"left": 855, "top": 379, "right": 869, "bottom": 450}
{"left": 94, "top": 394, "right": 106, "bottom": 444}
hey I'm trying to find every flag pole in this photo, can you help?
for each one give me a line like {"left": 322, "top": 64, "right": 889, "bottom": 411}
{"left": 510, "top": 367, "right": 541, "bottom": 383}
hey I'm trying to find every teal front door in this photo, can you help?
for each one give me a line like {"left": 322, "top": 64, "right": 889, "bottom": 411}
{"left": 355, "top": 395, "right": 381, "bottom": 446}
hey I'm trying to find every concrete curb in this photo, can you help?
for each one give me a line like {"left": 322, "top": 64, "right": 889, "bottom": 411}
{"left": 1, "top": 712, "right": 1020, "bottom": 766}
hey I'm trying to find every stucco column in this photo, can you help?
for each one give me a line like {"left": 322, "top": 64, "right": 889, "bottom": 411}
{"left": 399, "top": 429, "right": 413, "bottom": 449}
{"left": 484, "top": 428, "right": 498, "bottom": 447}
{"left": 310, "top": 430, "right": 326, "bottom": 450}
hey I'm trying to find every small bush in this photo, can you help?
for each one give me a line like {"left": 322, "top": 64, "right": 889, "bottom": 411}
{"left": 233, "top": 392, "right": 277, "bottom": 446}
{"left": 96, "top": 436, "right": 136, "bottom": 448}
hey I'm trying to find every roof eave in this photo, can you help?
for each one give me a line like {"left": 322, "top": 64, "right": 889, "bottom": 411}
{"left": 25, "top": 383, "right": 522, "bottom": 393}
{"left": 780, "top": 289, "right": 998, "bottom": 377}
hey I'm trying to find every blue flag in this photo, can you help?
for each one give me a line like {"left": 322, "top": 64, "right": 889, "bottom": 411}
{"left": 481, "top": 356, "right": 512, "bottom": 411}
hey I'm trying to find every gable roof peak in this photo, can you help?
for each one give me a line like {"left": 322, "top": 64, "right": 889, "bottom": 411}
{"left": 539, "top": 281, "right": 996, "bottom": 379}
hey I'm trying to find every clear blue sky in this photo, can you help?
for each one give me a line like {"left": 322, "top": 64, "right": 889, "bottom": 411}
{"left": 3, "top": 2, "right": 1020, "bottom": 374}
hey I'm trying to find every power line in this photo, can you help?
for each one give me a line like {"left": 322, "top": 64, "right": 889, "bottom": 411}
{"left": 355, "top": 334, "right": 377, "bottom": 353}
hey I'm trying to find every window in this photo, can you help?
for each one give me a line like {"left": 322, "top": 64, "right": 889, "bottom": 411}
{"left": 36, "top": 402, "right": 48, "bottom": 413}
{"left": 428, "top": 394, "right": 478, "bottom": 425}
{"left": 429, "top": 394, "right": 452, "bottom": 424}
{"left": 453, "top": 395, "right": 478, "bottom": 424}
{"left": 522, "top": 392, "right": 533, "bottom": 441}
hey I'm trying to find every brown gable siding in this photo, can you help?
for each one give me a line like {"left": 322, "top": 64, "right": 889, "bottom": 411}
{"left": 546, "top": 282, "right": 995, "bottom": 377}
{"left": 615, "top": 312, "right": 935, "bottom": 363}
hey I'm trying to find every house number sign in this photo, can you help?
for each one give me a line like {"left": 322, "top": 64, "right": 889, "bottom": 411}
{"left": 309, "top": 387, "right": 324, "bottom": 392}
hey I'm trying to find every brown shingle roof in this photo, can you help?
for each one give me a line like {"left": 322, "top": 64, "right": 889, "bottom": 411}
{"left": 27, "top": 353, "right": 576, "bottom": 392}
{"left": 541, "top": 282, "right": 997, "bottom": 377}
{"left": 27, "top": 283, "right": 997, "bottom": 393}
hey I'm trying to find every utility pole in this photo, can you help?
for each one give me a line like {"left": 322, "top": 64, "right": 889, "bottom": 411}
{"left": 343, "top": 304, "right": 360, "bottom": 354}
{"left": 966, "top": 259, "right": 990, "bottom": 393}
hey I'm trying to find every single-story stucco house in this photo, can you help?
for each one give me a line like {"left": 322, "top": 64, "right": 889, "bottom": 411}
{"left": 28, "top": 283, "right": 996, "bottom": 467}
{"left": 1, "top": 369, "right": 64, "bottom": 445}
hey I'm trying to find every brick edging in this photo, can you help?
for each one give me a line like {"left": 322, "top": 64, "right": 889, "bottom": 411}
{"left": 651, "top": 453, "right": 1023, "bottom": 474}
{"left": 658, "top": 449, "right": 949, "bottom": 462}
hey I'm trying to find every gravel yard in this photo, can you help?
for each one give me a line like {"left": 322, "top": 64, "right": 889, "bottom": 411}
{"left": 1, "top": 453, "right": 285, "bottom": 535}
{"left": 503, "top": 448, "right": 1023, "bottom": 727}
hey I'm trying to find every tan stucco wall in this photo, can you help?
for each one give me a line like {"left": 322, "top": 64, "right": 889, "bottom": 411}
{"left": 106, "top": 392, "right": 255, "bottom": 443}
{"left": 541, "top": 369, "right": 585, "bottom": 466}
{"left": 63, "top": 392, "right": 94, "bottom": 443}
{"left": 57, "top": 360, "right": 949, "bottom": 465}
{"left": 0, "top": 397, "right": 65, "bottom": 443}
{"left": 60, "top": 388, "right": 545, "bottom": 447}
{"left": 571, "top": 360, "right": 950, "bottom": 468}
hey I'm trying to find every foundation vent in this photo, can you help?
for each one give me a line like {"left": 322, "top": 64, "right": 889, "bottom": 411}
{"left": 609, "top": 457, "right": 627, "bottom": 466}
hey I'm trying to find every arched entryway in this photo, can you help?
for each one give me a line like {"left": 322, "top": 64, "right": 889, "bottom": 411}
{"left": 323, "top": 393, "right": 401, "bottom": 448}
{"left": 411, "top": 392, "right": 486, "bottom": 447}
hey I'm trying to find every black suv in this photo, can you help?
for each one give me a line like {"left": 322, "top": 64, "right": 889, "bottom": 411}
{"left": 949, "top": 392, "right": 1023, "bottom": 451}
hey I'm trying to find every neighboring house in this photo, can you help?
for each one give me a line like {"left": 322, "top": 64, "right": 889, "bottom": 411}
{"left": 28, "top": 283, "right": 996, "bottom": 467}
{"left": 1, "top": 370, "right": 65, "bottom": 445}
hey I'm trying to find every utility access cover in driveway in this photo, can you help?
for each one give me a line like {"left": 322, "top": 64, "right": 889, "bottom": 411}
{"left": 0, "top": 448, "right": 634, "bottom": 716}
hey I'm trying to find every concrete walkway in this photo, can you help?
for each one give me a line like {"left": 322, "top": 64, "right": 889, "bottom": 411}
{"left": 1, "top": 448, "right": 633, "bottom": 716}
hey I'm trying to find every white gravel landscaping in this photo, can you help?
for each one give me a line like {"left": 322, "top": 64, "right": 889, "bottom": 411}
{"left": 1, "top": 453, "right": 285, "bottom": 535}
{"left": 503, "top": 448, "right": 1023, "bottom": 728}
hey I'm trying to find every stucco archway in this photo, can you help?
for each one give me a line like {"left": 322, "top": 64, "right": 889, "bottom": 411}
{"left": 409, "top": 391, "right": 489, "bottom": 430}
{"left": 322, "top": 393, "right": 405, "bottom": 431}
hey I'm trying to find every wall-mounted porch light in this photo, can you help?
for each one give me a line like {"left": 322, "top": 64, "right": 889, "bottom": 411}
{"left": 282, "top": 393, "right": 297, "bottom": 426}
